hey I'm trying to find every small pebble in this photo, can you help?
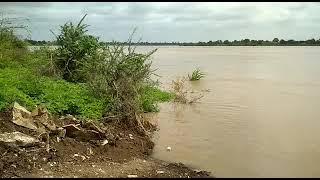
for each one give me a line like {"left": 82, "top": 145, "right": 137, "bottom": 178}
{"left": 157, "top": 170, "right": 165, "bottom": 174}
{"left": 166, "top": 146, "right": 172, "bottom": 151}
{"left": 129, "top": 134, "right": 134, "bottom": 140}
{"left": 101, "top": 139, "right": 108, "bottom": 146}
{"left": 128, "top": 175, "right": 138, "bottom": 178}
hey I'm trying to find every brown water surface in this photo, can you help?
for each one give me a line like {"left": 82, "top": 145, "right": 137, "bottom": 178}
{"left": 138, "top": 46, "right": 320, "bottom": 178}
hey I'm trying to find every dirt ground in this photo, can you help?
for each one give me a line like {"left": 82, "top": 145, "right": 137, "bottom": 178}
{"left": 0, "top": 109, "right": 212, "bottom": 178}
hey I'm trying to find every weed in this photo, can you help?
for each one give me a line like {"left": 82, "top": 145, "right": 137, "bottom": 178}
{"left": 188, "top": 68, "right": 205, "bottom": 81}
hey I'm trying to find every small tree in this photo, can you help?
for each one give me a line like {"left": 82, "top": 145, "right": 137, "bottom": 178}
{"left": 53, "top": 14, "right": 100, "bottom": 82}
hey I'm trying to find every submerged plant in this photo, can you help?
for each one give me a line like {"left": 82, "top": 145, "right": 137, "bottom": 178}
{"left": 188, "top": 68, "right": 205, "bottom": 81}
{"left": 171, "top": 76, "right": 205, "bottom": 104}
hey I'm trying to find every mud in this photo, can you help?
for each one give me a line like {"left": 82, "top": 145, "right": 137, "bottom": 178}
{"left": 0, "top": 109, "right": 213, "bottom": 178}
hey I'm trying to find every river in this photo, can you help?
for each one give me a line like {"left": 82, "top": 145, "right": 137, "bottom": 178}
{"left": 136, "top": 46, "right": 320, "bottom": 178}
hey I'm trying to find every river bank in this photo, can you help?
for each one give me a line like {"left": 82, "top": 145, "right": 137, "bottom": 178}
{"left": 0, "top": 104, "right": 212, "bottom": 178}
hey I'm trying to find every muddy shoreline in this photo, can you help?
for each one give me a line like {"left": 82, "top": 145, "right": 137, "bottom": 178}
{"left": 0, "top": 107, "right": 213, "bottom": 178}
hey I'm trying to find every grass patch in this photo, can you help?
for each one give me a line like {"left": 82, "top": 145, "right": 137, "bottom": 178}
{"left": 0, "top": 67, "right": 106, "bottom": 119}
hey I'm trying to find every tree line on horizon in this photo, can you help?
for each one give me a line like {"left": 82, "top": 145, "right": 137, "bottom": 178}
{"left": 26, "top": 38, "right": 320, "bottom": 46}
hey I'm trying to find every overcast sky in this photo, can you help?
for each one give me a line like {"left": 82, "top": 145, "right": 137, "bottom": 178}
{"left": 1, "top": 2, "right": 320, "bottom": 42}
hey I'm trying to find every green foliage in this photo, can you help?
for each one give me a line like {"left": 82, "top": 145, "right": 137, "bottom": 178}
{"left": 0, "top": 30, "right": 28, "bottom": 69}
{"left": 188, "top": 68, "right": 205, "bottom": 81}
{"left": 0, "top": 68, "right": 106, "bottom": 119}
{"left": 54, "top": 14, "right": 100, "bottom": 82}
{"left": 139, "top": 85, "right": 173, "bottom": 112}
{"left": 0, "top": 13, "right": 173, "bottom": 122}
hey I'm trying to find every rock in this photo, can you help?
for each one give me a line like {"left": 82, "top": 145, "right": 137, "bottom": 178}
{"left": 129, "top": 134, "right": 134, "bottom": 140}
{"left": 119, "top": 133, "right": 124, "bottom": 138}
{"left": 127, "top": 175, "right": 138, "bottom": 178}
{"left": 81, "top": 121, "right": 105, "bottom": 135}
{"left": 106, "top": 133, "right": 116, "bottom": 145}
{"left": 36, "top": 123, "right": 47, "bottom": 134}
{"left": 87, "top": 148, "right": 94, "bottom": 155}
{"left": 63, "top": 124, "right": 103, "bottom": 142}
{"left": 157, "top": 170, "right": 165, "bottom": 174}
{"left": 32, "top": 106, "right": 56, "bottom": 131}
{"left": 12, "top": 102, "right": 37, "bottom": 130}
{"left": 57, "top": 127, "right": 66, "bottom": 139}
{"left": 0, "top": 132, "right": 40, "bottom": 147}
{"left": 13, "top": 102, "right": 31, "bottom": 118}
{"left": 62, "top": 124, "right": 81, "bottom": 137}
{"left": 66, "top": 114, "right": 76, "bottom": 121}
{"left": 115, "top": 134, "right": 120, "bottom": 140}
{"left": 80, "top": 155, "right": 86, "bottom": 161}
{"left": 194, "top": 170, "right": 211, "bottom": 177}
{"left": 101, "top": 139, "right": 108, "bottom": 146}
{"left": 166, "top": 146, "right": 171, "bottom": 151}
{"left": 84, "top": 130, "right": 103, "bottom": 141}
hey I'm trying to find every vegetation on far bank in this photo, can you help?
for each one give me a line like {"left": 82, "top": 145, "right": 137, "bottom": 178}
{"left": 0, "top": 14, "right": 173, "bottom": 122}
{"left": 26, "top": 38, "right": 320, "bottom": 47}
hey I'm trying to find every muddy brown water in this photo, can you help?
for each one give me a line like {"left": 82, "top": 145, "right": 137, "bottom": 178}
{"left": 136, "top": 46, "right": 320, "bottom": 178}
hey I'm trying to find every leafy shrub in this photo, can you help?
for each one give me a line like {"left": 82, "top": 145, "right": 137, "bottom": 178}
{"left": 53, "top": 14, "right": 100, "bottom": 82}
{"left": 83, "top": 40, "right": 160, "bottom": 120}
{"left": 188, "top": 68, "right": 205, "bottom": 81}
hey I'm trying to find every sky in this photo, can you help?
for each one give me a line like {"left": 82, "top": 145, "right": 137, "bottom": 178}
{"left": 1, "top": 2, "right": 320, "bottom": 42}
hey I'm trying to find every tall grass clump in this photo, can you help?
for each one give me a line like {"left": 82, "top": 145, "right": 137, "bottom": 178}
{"left": 188, "top": 68, "right": 205, "bottom": 81}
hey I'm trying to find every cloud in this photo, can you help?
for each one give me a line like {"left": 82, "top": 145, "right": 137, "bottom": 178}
{"left": 0, "top": 2, "right": 319, "bottom": 41}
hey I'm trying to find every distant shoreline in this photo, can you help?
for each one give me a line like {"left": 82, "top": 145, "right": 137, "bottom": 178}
{"left": 26, "top": 38, "right": 320, "bottom": 47}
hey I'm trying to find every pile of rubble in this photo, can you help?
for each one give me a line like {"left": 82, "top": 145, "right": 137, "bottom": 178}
{"left": 0, "top": 102, "right": 118, "bottom": 151}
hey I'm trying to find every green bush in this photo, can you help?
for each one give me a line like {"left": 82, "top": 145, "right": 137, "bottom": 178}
{"left": 83, "top": 41, "right": 159, "bottom": 120}
{"left": 53, "top": 14, "right": 100, "bottom": 82}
